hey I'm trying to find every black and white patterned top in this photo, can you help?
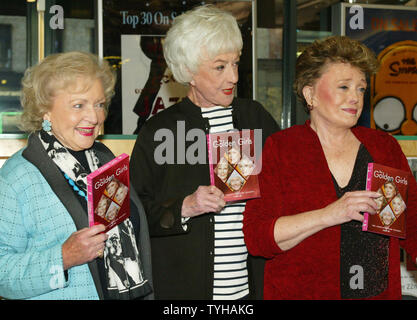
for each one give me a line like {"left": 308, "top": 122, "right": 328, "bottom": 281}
{"left": 201, "top": 106, "right": 249, "bottom": 300}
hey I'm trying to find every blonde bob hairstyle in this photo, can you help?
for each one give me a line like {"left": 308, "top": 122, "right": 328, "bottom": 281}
{"left": 20, "top": 51, "right": 116, "bottom": 133}
{"left": 294, "top": 36, "right": 379, "bottom": 113}
{"left": 163, "top": 4, "right": 243, "bottom": 85}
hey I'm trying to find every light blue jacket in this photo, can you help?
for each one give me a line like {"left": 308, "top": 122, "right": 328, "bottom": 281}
{"left": 0, "top": 134, "right": 153, "bottom": 300}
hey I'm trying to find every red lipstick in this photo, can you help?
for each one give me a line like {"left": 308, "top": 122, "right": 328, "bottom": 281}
{"left": 77, "top": 127, "right": 95, "bottom": 136}
{"left": 342, "top": 108, "right": 358, "bottom": 115}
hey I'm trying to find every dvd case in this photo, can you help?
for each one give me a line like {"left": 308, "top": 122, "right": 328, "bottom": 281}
{"left": 207, "top": 130, "right": 260, "bottom": 202}
{"left": 362, "top": 163, "right": 409, "bottom": 238}
{"left": 87, "top": 153, "right": 130, "bottom": 232}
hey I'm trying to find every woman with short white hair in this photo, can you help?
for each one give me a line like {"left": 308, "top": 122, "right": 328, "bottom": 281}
{"left": 163, "top": 5, "right": 243, "bottom": 86}
{"left": 130, "top": 5, "right": 279, "bottom": 299}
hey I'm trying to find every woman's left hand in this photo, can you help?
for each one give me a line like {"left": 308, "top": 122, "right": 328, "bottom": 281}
{"left": 181, "top": 185, "right": 225, "bottom": 218}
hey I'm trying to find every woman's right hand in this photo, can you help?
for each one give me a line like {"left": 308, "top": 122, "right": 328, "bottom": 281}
{"left": 62, "top": 224, "right": 108, "bottom": 270}
{"left": 181, "top": 185, "right": 225, "bottom": 218}
{"left": 322, "top": 190, "right": 381, "bottom": 226}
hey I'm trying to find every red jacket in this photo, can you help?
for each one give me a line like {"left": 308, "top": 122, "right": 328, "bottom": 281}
{"left": 243, "top": 121, "right": 417, "bottom": 299}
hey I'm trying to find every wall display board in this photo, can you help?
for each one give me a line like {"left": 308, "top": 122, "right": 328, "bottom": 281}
{"left": 0, "top": 111, "right": 21, "bottom": 134}
{"left": 400, "top": 157, "right": 417, "bottom": 298}
{"left": 332, "top": 3, "right": 417, "bottom": 135}
{"left": 98, "top": 0, "right": 255, "bottom": 134}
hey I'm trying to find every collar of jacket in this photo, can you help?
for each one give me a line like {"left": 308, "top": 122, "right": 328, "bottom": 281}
{"left": 178, "top": 97, "right": 241, "bottom": 133}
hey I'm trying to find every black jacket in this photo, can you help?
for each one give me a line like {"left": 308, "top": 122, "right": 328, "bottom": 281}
{"left": 130, "top": 97, "right": 279, "bottom": 299}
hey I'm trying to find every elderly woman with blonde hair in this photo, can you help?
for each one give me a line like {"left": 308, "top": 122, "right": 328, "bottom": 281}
{"left": 0, "top": 51, "right": 153, "bottom": 300}
{"left": 130, "top": 5, "right": 279, "bottom": 299}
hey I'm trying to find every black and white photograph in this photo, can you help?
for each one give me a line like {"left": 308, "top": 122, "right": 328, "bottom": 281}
{"left": 104, "top": 220, "right": 148, "bottom": 295}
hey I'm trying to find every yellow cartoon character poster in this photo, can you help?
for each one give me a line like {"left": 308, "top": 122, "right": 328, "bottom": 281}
{"left": 371, "top": 40, "right": 417, "bottom": 135}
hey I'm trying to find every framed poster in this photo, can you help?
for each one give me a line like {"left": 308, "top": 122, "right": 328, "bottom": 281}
{"left": 98, "top": 0, "right": 256, "bottom": 134}
{"left": 332, "top": 3, "right": 417, "bottom": 135}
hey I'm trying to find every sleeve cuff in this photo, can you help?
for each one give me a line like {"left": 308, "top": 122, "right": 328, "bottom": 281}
{"left": 47, "top": 245, "right": 70, "bottom": 290}
{"left": 268, "top": 218, "right": 283, "bottom": 256}
{"left": 181, "top": 217, "right": 190, "bottom": 231}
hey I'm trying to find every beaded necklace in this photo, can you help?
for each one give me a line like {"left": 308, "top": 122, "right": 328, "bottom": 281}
{"left": 63, "top": 172, "right": 88, "bottom": 201}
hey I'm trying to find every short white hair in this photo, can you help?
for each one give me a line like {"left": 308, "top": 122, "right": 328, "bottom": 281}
{"left": 163, "top": 5, "right": 243, "bottom": 85}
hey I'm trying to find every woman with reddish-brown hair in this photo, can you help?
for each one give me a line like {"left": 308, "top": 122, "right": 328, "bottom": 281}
{"left": 243, "top": 36, "right": 417, "bottom": 300}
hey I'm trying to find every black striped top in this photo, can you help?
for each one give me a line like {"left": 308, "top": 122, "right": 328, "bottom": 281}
{"left": 201, "top": 106, "right": 249, "bottom": 300}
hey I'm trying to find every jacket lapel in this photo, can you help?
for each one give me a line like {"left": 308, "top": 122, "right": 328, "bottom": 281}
{"left": 23, "top": 133, "right": 90, "bottom": 228}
